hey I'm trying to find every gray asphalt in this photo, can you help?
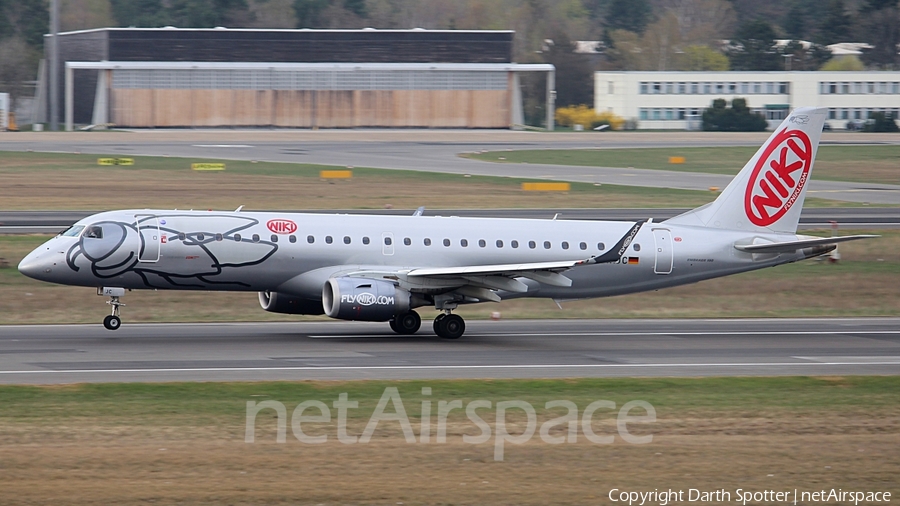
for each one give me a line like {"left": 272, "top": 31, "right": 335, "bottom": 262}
{"left": 1, "top": 318, "right": 898, "bottom": 384}
{"left": 1, "top": 133, "right": 899, "bottom": 204}
{"left": 2, "top": 207, "right": 898, "bottom": 234}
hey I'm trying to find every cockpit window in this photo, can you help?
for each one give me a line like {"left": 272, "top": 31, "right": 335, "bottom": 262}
{"left": 60, "top": 225, "right": 85, "bottom": 237}
{"left": 84, "top": 226, "right": 103, "bottom": 239}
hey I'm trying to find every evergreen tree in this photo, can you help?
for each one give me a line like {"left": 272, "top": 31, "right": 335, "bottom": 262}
{"left": 726, "top": 19, "right": 781, "bottom": 71}
{"left": 702, "top": 98, "right": 767, "bottom": 132}
{"left": 542, "top": 35, "right": 593, "bottom": 107}
{"left": 818, "top": 0, "right": 852, "bottom": 44}
{"left": 606, "top": 0, "right": 652, "bottom": 34}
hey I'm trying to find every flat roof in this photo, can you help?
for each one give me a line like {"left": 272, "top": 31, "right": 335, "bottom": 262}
{"left": 66, "top": 61, "right": 554, "bottom": 71}
{"left": 51, "top": 27, "right": 515, "bottom": 37}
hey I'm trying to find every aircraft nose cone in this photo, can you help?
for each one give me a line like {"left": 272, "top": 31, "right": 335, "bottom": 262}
{"left": 18, "top": 252, "right": 49, "bottom": 280}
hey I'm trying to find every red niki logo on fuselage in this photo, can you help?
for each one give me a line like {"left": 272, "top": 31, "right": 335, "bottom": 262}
{"left": 267, "top": 219, "right": 297, "bottom": 234}
{"left": 744, "top": 128, "right": 813, "bottom": 227}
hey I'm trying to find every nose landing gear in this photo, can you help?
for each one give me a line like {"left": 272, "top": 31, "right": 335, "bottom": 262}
{"left": 99, "top": 287, "right": 126, "bottom": 331}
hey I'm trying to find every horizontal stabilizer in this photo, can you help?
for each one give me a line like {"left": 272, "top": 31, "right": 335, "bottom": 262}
{"left": 734, "top": 234, "right": 878, "bottom": 253}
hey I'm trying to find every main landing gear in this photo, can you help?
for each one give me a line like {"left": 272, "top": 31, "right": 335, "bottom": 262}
{"left": 389, "top": 310, "right": 422, "bottom": 335}
{"left": 99, "top": 287, "right": 126, "bottom": 331}
{"left": 433, "top": 312, "right": 465, "bottom": 340}
{"left": 388, "top": 310, "right": 466, "bottom": 339}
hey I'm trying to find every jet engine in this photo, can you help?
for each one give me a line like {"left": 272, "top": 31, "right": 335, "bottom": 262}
{"left": 258, "top": 291, "right": 325, "bottom": 315}
{"left": 322, "top": 277, "right": 410, "bottom": 321}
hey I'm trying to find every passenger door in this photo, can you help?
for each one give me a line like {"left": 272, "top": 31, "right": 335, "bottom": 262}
{"left": 135, "top": 215, "right": 160, "bottom": 262}
{"left": 652, "top": 228, "right": 673, "bottom": 274}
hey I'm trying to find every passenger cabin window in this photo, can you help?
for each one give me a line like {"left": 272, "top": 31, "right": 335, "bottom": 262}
{"left": 424, "top": 238, "right": 432, "bottom": 246}
{"left": 496, "top": 240, "right": 503, "bottom": 248}
{"left": 289, "top": 235, "right": 297, "bottom": 243}
{"left": 562, "top": 241, "right": 569, "bottom": 250}
{"left": 580, "top": 242, "right": 587, "bottom": 250}
{"left": 511, "top": 240, "right": 519, "bottom": 249}
{"left": 478, "top": 239, "right": 486, "bottom": 247}
{"left": 384, "top": 236, "right": 392, "bottom": 246}
{"left": 252, "top": 234, "right": 260, "bottom": 243}
{"left": 234, "top": 234, "right": 241, "bottom": 242}
{"left": 179, "top": 233, "right": 187, "bottom": 241}
{"left": 402, "top": 237, "right": 410, "bottom": 246}
{"left": 84, "top": 226, "right": 103, "bottom": 239}
{"left": 529, "top": 241, "right": 536, "bottom": 249}
{"left": 325, "top": 236, "right": 333, "bottom": 244}
{"left": 307, "top": 235, "right": 314, "bottom": 244}
{"left": 271, "top": 235, "right": 278, "bottom": 242}
{"left": 215, "top": 233, "right": 223, "bottom": 241}
{"left": 460, "top": 239, "right": 468, "bottom": 247}
{"left": 598, "top": 242, "right": 605, "bottom": 250}
{"left": 197, "top": 233, "right": 204, "bottom": 241}
{"left": 60, "top": 225, "right": 85, "bottom": 237}
{"left": 543, "top": 241, "right": 551, "bottom": 249}
{"left": 343, "top": 236, "right": 351, "bottom": 244}
{"left": 364, "top": 237, "right": 371, "bottom": 245}
{"left": 443, "top": 238, "right": 451, "bottom": 247}
{"left": 633, "top": 243, "right": 641, "bottom": 252}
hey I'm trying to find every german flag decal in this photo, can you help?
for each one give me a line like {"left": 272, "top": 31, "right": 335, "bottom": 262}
{"left": 628, "top": 257, "right": 640, "bottom": 265}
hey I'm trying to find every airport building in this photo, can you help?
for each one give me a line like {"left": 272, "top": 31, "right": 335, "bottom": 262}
{"left": 42, "top": 28, "right": 554, "bottom": 130}
{"left": 594, "top": 71, "right": 900, "bottom": 130}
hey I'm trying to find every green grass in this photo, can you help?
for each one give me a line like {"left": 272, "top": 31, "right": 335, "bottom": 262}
{"left": 2, "top": 376, "right": 897, "bottom": 422}
{"left": 463, "top": 145, "right": 900, "bottom": 185}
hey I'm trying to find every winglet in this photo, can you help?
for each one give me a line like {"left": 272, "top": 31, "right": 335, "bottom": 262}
{"left": 412, "top": 206, "right": 425, "bottom": 217}
{"left": 587, "top": 220, "right": 647, "bottom": 265}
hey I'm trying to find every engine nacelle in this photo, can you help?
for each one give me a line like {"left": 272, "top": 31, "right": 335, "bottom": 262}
{"left": 258, "top": 291, "right": 324, "bottom": 315}
{"left": 322, "top": 277, "right": 410, "bottom": 321}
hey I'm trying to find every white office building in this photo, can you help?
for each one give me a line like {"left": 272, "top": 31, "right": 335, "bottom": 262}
{"left": 594, "top": 71, "right": 900, "bottom": 130}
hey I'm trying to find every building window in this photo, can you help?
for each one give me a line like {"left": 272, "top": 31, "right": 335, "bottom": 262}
{"left": 608, "top": 81, "right": 614, "bottom": 94}
{"left": 766, "top": 82, "right": 775, "bottom": 94}
{"left": 690, "top": 82, "right": 698, "bottom": 94}
{"left": 740, "top": 82, "right": 749, "bottom": 94}
{"left": 841, "top": 109, "right": 849, "bottom": 120}
{"left": 640, "top": 82, "right": 648, "bottom": 94}
{"left": 703, "top": 82, "right": 711, "bottom": 94}
{"left": 893, "top": 83, "right": 899, "bottom": 94}
{"left": 639, "top": 109, "right": 649, "bottom": 121}
{"left": 753, "top": 82, "right": 761, "bottom": 94}
{"left": 665, "top": 109, "right": 674, "bottom": 120}
{"left": 664, "top": 82, "right": 673, "bottom": 94}
{"left": 829, "top": 109, "right": 837, "bottom": 120}
{"left": 651, "top": 109, "right": 661, "bottom": 120}
{"left": 678, "top": 109, "right": 686, "bottom": 120}
{"left": 842, "top": 83, "right": 850, "bottom": 94}
{"left": 652, "top": 82, "right": 661, "bottom": 94}
{"left": 677, "top": 82, "right": 686, "bottom": 94}
{"left": 779, "top": 82, "right": 788, "bottom": 94}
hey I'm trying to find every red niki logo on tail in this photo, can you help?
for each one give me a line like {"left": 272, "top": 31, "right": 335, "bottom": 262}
{"left": 744, "top": 127, "right": 813, "bottom": 227}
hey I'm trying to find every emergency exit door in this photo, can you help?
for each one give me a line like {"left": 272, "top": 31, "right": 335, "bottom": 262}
{"left": 652, "top": 228, "right": 673, "bottom": 274}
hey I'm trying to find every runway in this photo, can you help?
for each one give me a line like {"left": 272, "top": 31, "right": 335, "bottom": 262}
{"left": 2, "top": 130, "right": 899, "bottom": 204}
{"left": 2, "top": 207, "right": 897, "bottom": 234}
{"left": 1, "top": 318, "right": 898, "bottom": 384}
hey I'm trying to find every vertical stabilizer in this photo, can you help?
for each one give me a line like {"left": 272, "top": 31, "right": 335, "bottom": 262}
{"left": 666, "top": 107, "right": 826, "bottom": 234}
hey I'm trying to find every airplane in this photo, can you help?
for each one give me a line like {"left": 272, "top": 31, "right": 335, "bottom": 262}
{"left": 17, "top": 107, "right": 877, "bottom": 339}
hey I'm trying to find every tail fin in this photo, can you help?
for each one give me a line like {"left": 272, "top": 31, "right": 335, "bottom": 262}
{"left": 666, "top": 107, "right": 826, "bottom": 234}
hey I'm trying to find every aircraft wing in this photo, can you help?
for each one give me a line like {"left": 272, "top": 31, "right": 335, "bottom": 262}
{"left": 734, "top": 234, "right": 878, "bottom": 253}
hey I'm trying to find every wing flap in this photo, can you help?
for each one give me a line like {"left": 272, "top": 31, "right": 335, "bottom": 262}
{"left": 734, "top": 234, "right": 878, "bottom": 253}
{"left": 404, "top": 259, "right": 587, "bottom": 278}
